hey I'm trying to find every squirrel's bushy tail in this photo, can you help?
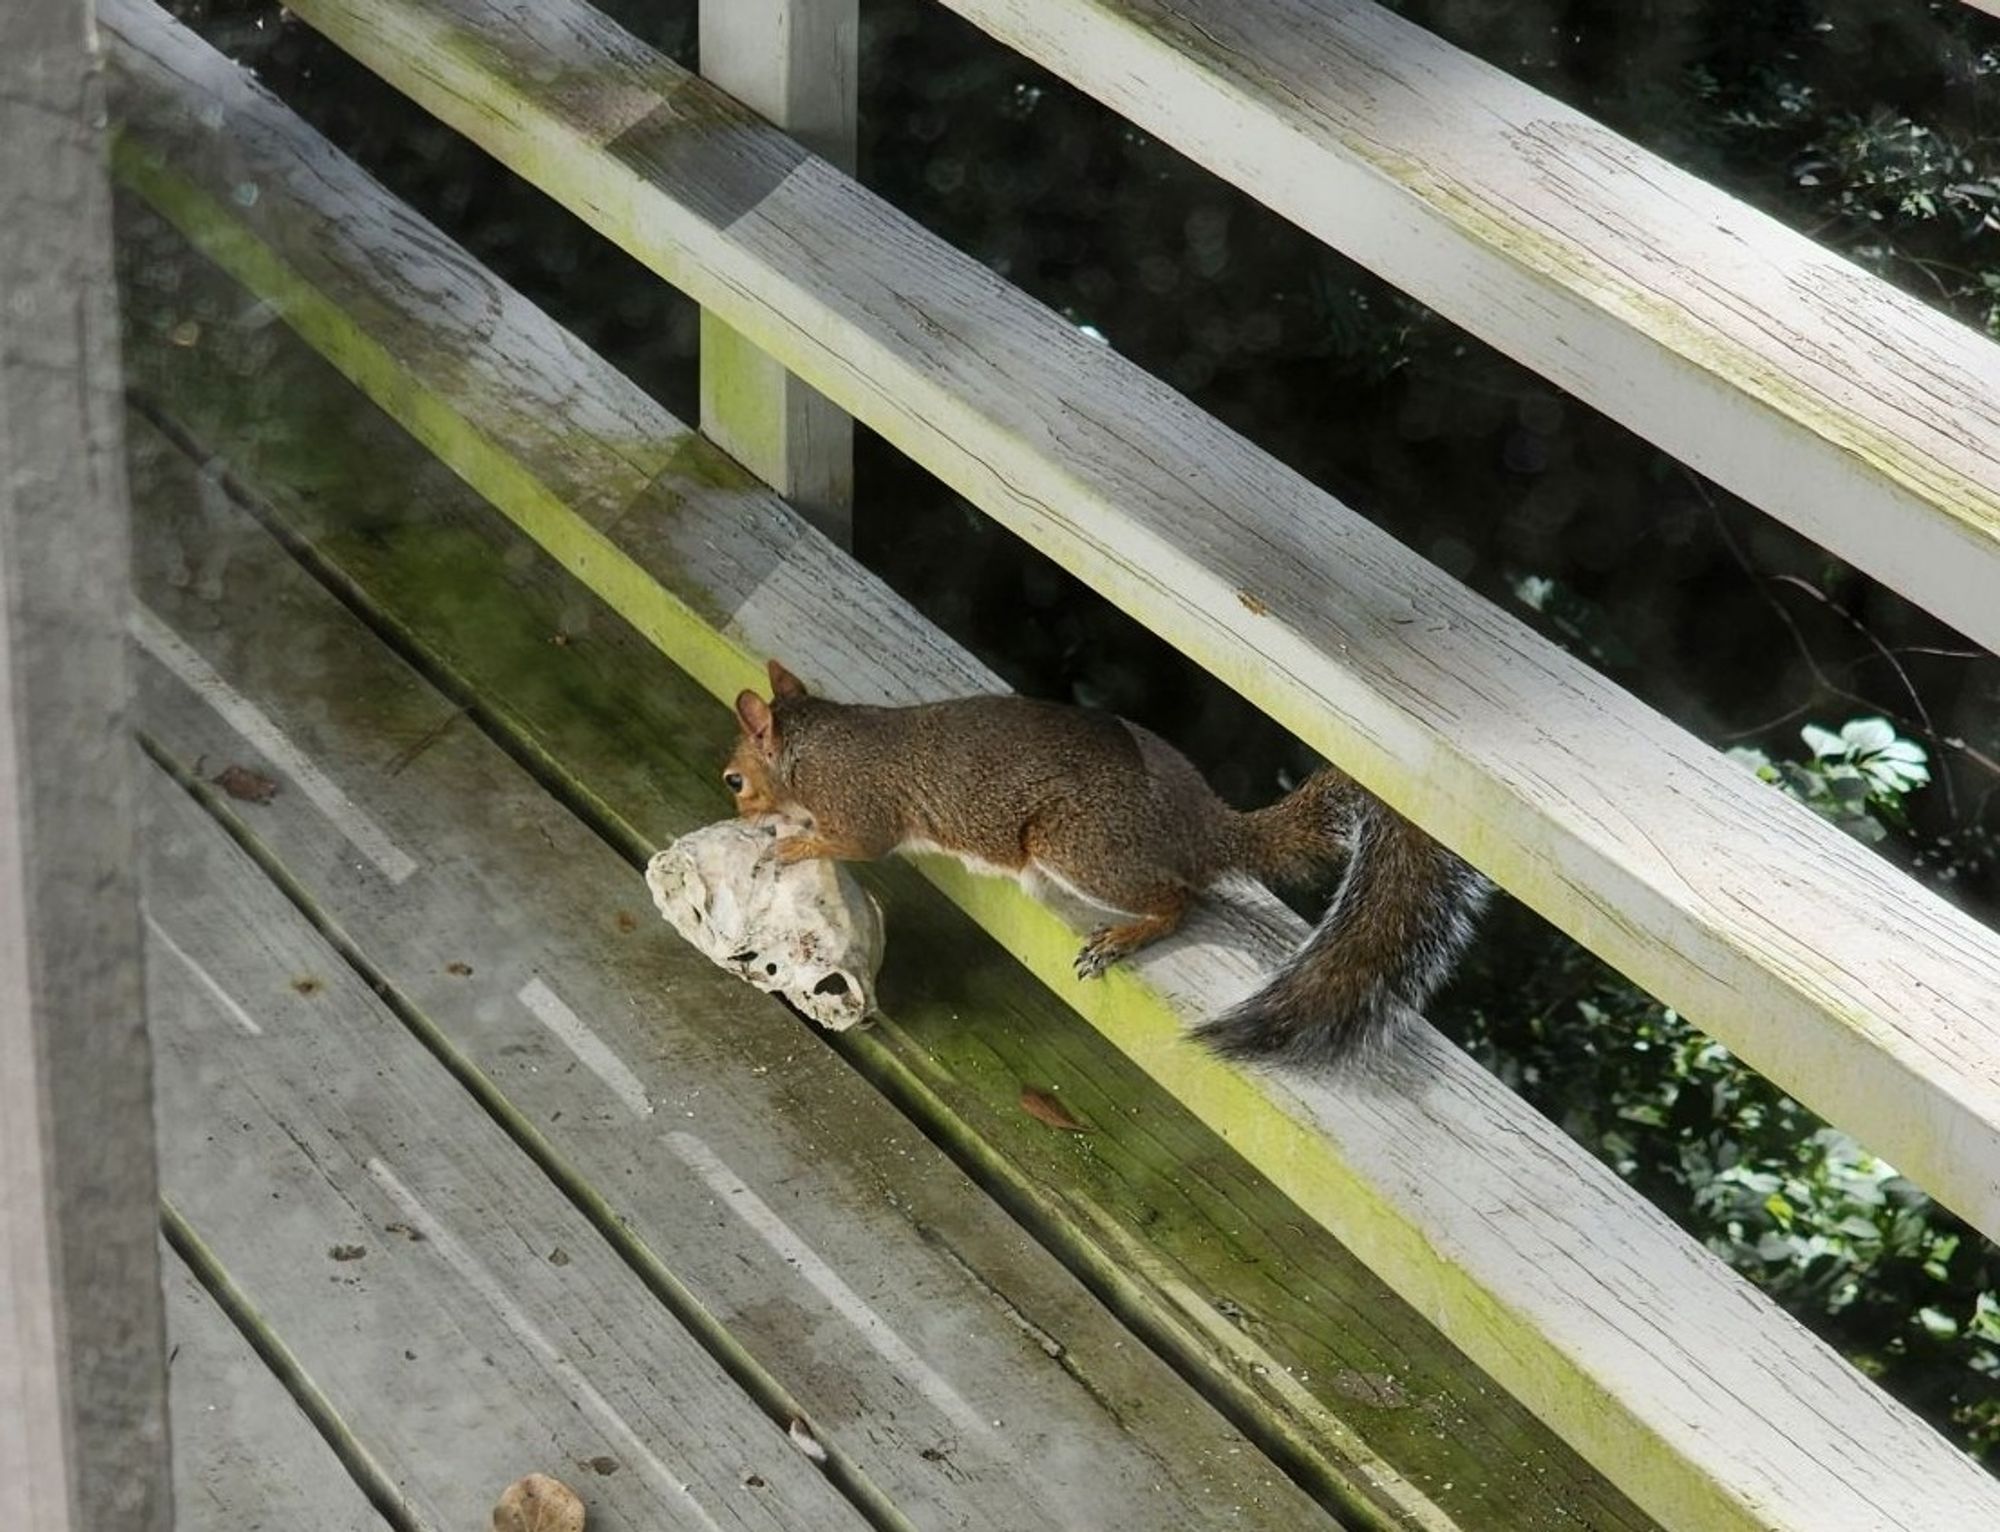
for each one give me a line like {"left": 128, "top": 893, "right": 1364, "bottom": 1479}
{"left": 1204, "top": 770, "right": 1490, "bottom": 1064}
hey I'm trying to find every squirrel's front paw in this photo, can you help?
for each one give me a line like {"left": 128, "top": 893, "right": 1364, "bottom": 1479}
{"left": 1074, "top": 928, "right": 1126, "bottom": 981}
{"left": 769, "top": 836, "right": 818, "bottom": 865}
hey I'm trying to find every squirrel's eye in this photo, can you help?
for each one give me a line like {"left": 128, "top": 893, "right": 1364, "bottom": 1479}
{"left": 724, "top": 771, "right": 746, "bottom": 793}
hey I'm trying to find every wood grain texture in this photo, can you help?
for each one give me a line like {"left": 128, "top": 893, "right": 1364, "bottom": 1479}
{"left": 0, "top": 0, "right": 168, "bottom": 1528}
{"left": 255, "top": 0, "right": 2000, "bottom": 1258}
{"left": 697, "top": 0, "right": 856, "bottom": 543}
{"left": 129, "top": 415, "right": 1339, "bottom": 1532}
{"left": 163, "top": 1244, "right": 391, "bottom": 1532}
{"left": 141, "top": 769, "right": 876, "bottom": 1532}
{"left": 930, "top": 0, "right": 2000, "bottom": 658}
{"left": 99, "top": 13, "right": 2000, "bottom": 1527}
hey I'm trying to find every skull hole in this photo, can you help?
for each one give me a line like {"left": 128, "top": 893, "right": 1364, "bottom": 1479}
{"left": 812, "top": 973, "right": 850, "bottom": 997}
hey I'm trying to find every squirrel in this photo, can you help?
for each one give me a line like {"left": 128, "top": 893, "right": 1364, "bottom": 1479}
{"left": 724, "top": 659, "right": 1490, "bottom": 1061}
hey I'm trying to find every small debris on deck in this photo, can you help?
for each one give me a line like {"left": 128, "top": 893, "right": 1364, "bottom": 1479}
{"left": 212, "top": 763, "right": 280, "bottom": 802}
{"left": 491, "top": 1472, "right": 586, "bottom": 1532}
{"left": 786, "top": 1417, "right": 829, "bottom": 1463}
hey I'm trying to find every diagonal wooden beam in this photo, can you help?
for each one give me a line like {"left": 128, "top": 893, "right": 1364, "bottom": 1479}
{"left": 0, "top": 0, "right": 168, "bottom": 1527}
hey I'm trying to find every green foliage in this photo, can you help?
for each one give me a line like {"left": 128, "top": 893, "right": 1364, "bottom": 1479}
{"left": 1511, "top": 573, "right": 1640, "bottom": 672}
{"left": 1728, "top": 716, "right": 1931, "bottom": 843}
{"left": 1449, "top": 714, "right": 2000, "bottom": 1459}
{"left": 1795, "top": 112, "right": 1999, "bottom": 233}
{"left": 1675, "top": 1, "right": 2000, "bottom": 336}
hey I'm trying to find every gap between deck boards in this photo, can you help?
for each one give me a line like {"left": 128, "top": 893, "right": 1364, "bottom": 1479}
{"left": 162, "top": 1201, "right": 418, "bottom": 1532}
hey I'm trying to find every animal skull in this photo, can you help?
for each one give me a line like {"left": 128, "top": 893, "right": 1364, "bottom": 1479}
{"left": 646, "top": 819, "right": 884, "bottom": 1030}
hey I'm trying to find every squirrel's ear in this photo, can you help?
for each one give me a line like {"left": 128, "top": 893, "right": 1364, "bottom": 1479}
{"left": 734, "top": 690, "right": 777, "bottom": 753}
{"left": 767, "top": 659, "right": 809, "bottom": 699}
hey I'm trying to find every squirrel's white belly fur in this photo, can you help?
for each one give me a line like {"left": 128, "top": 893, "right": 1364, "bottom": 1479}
{"left": 895, "top": 837, "right": 1137, "bottom": 921}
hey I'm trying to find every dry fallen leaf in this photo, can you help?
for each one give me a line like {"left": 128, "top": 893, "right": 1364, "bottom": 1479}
{"left": 212, "top": 764, "right": 279, "bottom": 803}
{"left": 492, "top": 1472, "right": 585, "bottom": 1532}
{"left": 1019, "top": 1086, "right": 1091, "bottom": 1133}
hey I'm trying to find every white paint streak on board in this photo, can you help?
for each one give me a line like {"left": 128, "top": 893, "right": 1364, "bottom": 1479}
{"left": 667, "top": 1130, "right": 990, "bottom": 1441}
{"left": 516, "top": 977, "right": 653, "bottom": 1118}
{"left": 130, "top": 603, "right": 419, "bottom": 883}
{"left": 364, "top": 1157, "right": 724, "bottom": 1532}
{"left": 145, "top": 910, "right": 264, "bottom": 1035}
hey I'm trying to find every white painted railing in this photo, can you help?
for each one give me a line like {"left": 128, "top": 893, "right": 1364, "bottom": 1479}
{"left": 933, "top": 0, "right": 2000, "bottom": 657}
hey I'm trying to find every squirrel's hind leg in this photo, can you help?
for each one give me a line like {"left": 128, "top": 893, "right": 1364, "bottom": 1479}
{"left": 1073, "top": 888, "right": 1189, "bottom": 980}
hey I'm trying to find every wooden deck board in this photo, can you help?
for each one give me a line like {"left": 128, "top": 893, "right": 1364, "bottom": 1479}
{"left": 131, "top": 411, "right": 1337, "bottom": 1532}
{"left": 117, "top": 217, "right": 1666, "bottom": 1531}
{"left": 141, "top": 773, "right": 874, "bottom": 1532}
{"left": 97, "top": 12, "right": 2000, "bottom": 1527}
{"left": 162, "top": 1244, "right": 389, "bottom": 1532}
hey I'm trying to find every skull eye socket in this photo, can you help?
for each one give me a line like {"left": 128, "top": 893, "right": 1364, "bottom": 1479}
{"left": 724, "top": 771, "right": 746, "bottom": 793}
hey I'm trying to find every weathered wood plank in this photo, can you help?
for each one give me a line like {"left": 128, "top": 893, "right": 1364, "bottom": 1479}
{"left": 98, "top": 24, "right": 1996, "bottom": 1531}
{"left": 933, "top": 0, "right": 2000, "bottom": 656}
{"left": 163, "top": 1243, "right": 391, "bottom": 1532}
{"left": 128, "top": 420, "right": 1340, "bottom": 1531}
{"left": 698, "top": 0, "right": 856, "bottom": 544}
{"left": 141, "top": 768, "right": 875, "bottom": 1532}
{"left": 0, "top": 0, "right": 167, "bottom": 1528}
{"left": 255, "top": 0, "right": 2000, "bottom": 1262}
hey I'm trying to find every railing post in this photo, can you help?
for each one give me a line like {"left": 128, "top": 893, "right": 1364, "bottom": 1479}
{"left": 698, "top": 0, "right": 859, "bottom": 546}
{"left": 0, "top": 0, "right": 171, "bottom": 1527}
